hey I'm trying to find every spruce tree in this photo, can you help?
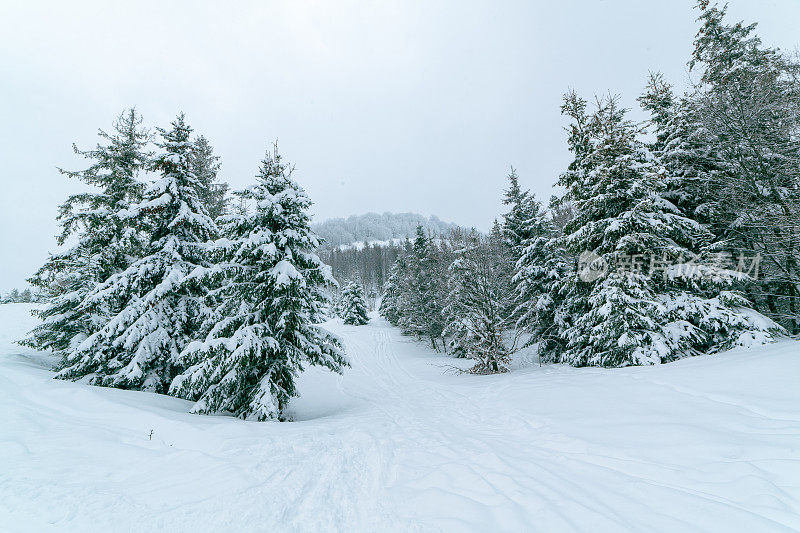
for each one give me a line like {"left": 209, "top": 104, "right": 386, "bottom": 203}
{"left": 687, "top": 1, "right": 800, "bottom": 332}
{"left": 638, "top": 72, "right": 724, "bottom": 229}
{"left": 191, "top": 135, "right": 229, "bottom": 220}
{"left": 23, "top": 109, "right": 150, "bottom": 358}
{"left": 170, "top": 144, "right": 347, "bottom": 421}
{"left": 379, "top": 257, "right": 406, "bottom": 326}
{"left": 378, "top": 228, "right": 450, "bottom": 350}
{"left": 397, "top": 227, "right": 447, "bottom": 350}
{"left": 544, "top": 93, "right": 778, "bottom": 367}
{"left": 501, "top": 167, "right": 540, "bottom": 263}
{"left": 341, "top": 281, "right": 370, "bottom": 325}
{"left": 512, "top": 199, "right": 563, "bottom": 357}
{"left": 443, "top": 229, "right": 518, "bottom": 373}
{"left": 55, "top": 113, "right": 218, "bottom": 392}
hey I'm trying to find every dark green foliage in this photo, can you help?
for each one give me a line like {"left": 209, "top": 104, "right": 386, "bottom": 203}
{"left": 341, "top": 281, "right": 370, "bottom": 325}
{"left": 170, "top": 143, "right": 347, "bottom": 420}
{"left": 535, "top": 93, "right": 779, "bottom": 367}
{"left": 55, "top": 113, "right": 218, "bottom": 392}
{"left": 191, "top": 135, "right": 228, "bottom": 220}
{"left": 22, "top": 109, "right": 150, "bottom": 358}
{"left": 379, "top": 227, "right": 450, "bottom": 350}
{"left": 443, "top": 229, "right": 518, "bottom": 373}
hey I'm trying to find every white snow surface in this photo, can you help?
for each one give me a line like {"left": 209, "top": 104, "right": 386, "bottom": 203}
{"left": 334, "top": 238, "right": 406, "bottom": 251}
{"left": 1, "top": 303, "right": 800, "bottom": 532}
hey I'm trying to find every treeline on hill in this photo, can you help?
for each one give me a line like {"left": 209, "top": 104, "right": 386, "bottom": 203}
{"left": 318, "top": 242, "right": 403, "bottom": 308}
{"left": 1, "top": 288, "right": 45, "bottom": 304}
{"left": 316, "top": 213, "right": 461, "bottom": 308}
{"left": 22, "top": 111, "right": 346, "bottom": 421}
{"left": 381, "top": 2, "right": 797, "bottom": 373}
{"left": 313, "top": 212, "right": 458, "bottom": 249}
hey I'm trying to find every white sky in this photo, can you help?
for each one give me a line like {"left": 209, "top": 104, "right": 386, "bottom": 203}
{"left": 1, "top": 0, "right": 799, "bottom": 292}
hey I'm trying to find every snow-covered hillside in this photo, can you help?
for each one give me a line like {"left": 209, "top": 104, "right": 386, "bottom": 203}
{"left": 332, "top": 237, "right": 405, "bottom": 252}
{"left": 312, "top": 212, "right": 460, "bottom": 250}
{"left": 2, "top": 303, "right": 799, "bottom": 532}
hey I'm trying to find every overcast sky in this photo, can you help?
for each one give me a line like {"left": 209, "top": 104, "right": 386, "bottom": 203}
{"left": 1, "top": 0, "right": 799, "bottom": 292}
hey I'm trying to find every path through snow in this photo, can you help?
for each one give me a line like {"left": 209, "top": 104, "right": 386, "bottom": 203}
{"left": 1, "top": 304, "right": 799, "bottom": 531}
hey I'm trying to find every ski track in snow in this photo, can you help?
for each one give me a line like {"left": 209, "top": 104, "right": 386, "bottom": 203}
{"left": 1, "top": 303, "right": 800, "bottom": 532}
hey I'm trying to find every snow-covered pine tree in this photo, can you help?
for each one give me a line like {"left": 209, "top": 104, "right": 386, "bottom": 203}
{"left": 341, "top": 281, "right": 370, "bottom": 325}
{"left": 191, "top": 135, "right": 229, "bottom": 220}
{"left": 512, "top": 197, "right": 565, "bottom": 358}
{"left": 170, "top": 144, "right": 347, "bottom": 421}
{"left": 545, "top": 93, "right": 778, "bottom": 367}
{"left": 638, "top": 72, "right": 724, "bottom": 230}
{"left": 443, "top": 228, "right": 518, "bottom": 373}
{"left": 519, "top": 93, "right": 598, "bottom": 364}
{"left": 397, "top": 226, "right": 448, "bottom": 350}
{"left": 490, "top": 219, "right": 519, "bottom": 325}
{"left": 379, "top": 256, "right": 407, "bottom": 326}
{"left": 23, "top": 109, "right": 150, "bottom": 358}
{"left": 378, "top": 228, "right": 450, "bottom": 350}
{"left": 687, "top": 1, "right": 800, "bottom": 332}
{"left": 501, "top": 167, "right": 540, "bottom": 263}
{"left": 329, "top": 288, "right": 344, "bottom": 319}
{"left": 54, "top": 113, "right": 218, "bottom": 392}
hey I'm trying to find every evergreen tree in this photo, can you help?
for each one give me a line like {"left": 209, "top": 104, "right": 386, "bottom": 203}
{"left": 687, "top": 1, "right": 800, "bottom": 332}
{"left": 23, "top": 109, "right": 150, "bottom": 357}
{"left": 340, "top": 281, "right": 370, "bottom": 325}
{"left": 55, "top": 113, "right": 218, "bottom": 392}
{"left": 397, "top": 227, "right": 448, "bottom": 350}
{"left": 543, "top": 93, "right": 778, "bottom": 367}
{"left": 548, "top": 195, "right": 575, "bottom": 237}
{"left": 638, "top": 72, "right": 724, "bottom": 229}
{"left": 513, "top": 198, "right": 563, "bottom": 357}
{"left": 191, "top": 135, "right": 229, "bottom": 220}
{"left": 443, "top": 229, "right": 518, "bottom": 373}
{"left": 378, "top": 228, "right": 450, "bottom": 350}
{"left": 170, "top": 144, "right": 347, "bottom": 421}
{"left": 379, "top": 257, "right": 406, "bottom": 327}
{"left": 329, "top": 288, "right": 345, "bottom": 319}
{"left": 501, "top": 167, "right": 540, "bottom": 263}
{"left": 7, "top": 289, "right": 21, "bottom": 303}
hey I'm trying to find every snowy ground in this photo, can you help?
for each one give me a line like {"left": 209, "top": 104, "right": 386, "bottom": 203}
{"left": 1, "top": 304, "right": 800, "bottom": 532}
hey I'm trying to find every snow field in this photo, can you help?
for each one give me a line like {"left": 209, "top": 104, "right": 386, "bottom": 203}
{"left": 1, "top": 303, "right": 799, "bottom": 532}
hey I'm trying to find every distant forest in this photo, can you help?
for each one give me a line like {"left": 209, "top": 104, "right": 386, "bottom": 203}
{"left": 312, "top": 212, "right": 458, "bottom": 250}
{"left": 315, "top": 213, "right": 462, "bottom": 303}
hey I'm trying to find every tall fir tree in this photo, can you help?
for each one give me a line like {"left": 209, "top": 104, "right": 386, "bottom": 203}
{"left": 340, "top": 281, "right": 370, "bottom": 325}
{"left": 397, "top": 226, "right": 448, "bottom": 350}
{"left": 23, "top": 109, "right": 150, "bottom": 358}
{"left": 379, "top": 228, "right": 450, "bottom": 350}
{"left": 379, "top": 255, "right": 407, "bottom": 327}
{"left": 512, "top": 199, "right": 563, "bottom": 357}
{"left": 55, "top": 113, "right": 218, "bottom": 392}
{"left": 543, "top": 93, "right": 778, "bottom": 367}
{"left": 443, "top": 229, "right": 518, "bottom": 373}
{"left": 687, "top": 1, "right": 800, "bottom": 332}
{"left": 170, "top": 144, "right": 347, "bottom": 421}
{"left": 191, "top": 135, "right": 229, "bottom": 220}
{"left": 501, "top": 167, "right": 540, "bottom": 264}
{"left": 638, "top": 72, "right": 724, "bottom": 230}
